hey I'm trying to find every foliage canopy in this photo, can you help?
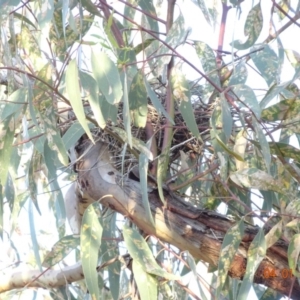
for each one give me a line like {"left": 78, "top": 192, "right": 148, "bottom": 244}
{"left": 1, "top": 0, "right": 300, "bottom": 299}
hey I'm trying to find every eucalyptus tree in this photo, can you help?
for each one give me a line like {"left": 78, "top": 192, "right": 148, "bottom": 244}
{"left": 1, "top": 0, "right": 300, "bottom": 299}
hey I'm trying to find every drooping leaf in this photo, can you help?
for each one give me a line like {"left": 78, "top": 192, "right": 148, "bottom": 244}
{"left": 231, "top": 3, "right": 263, "bottom": 50}
{"left": 230, "top": 168, "right": 286, "bottom": 193}
{"left": 184, "top": 251, "right": 208, "bottom": 300}
{"left": 50, "top": 10, "right": 93, "bottom": 61}
{"left": 171, "top": 67, "right": 201, "bottom": 141}
{"left": 0, "top": 117, "right": 15, "bottom": 191}
{"left": 234, "top": 129, "right": 248, "bottom": 171}
{"left": 195, "top": 41, "right": 220, "bottom": 101}
{"left": 43, "top": 235, "right": 80, "bottom": 267}
{"left": 138, "top": 0, "right": 159, "bottom": 34}
{"left": 261, "top": 99, "right": 300, "bottom": 122}
{"left": 285, "top": 49, "right": 300, "bottom": 73}
{"left": 111, "top": 127, "right": 153, "bottom": 160}
{"left": 287, "top": 233, "right": 300, "bottom": 277}
{"left": 157, "top": 11, "right": 190, "bottom": 66}
{"left": 66, "top": 59, "right": 94, "bottom": 142}
{"left": 129, "top": 71, "right": 148, "bottom": 127}
{"left": 210, "top": 104, "right": 243, "bottom": 161}
{"left": 28, "top": 199, "right": 42, "bottom": 271}
{"left": 122, "top": 70, "right": 132, "bottom": 148}
{"left": 132, "top": 260, "right": 158, "bottom": 300}
{"left": 139, "top": 152, "right": 155, "bottom": 227}
{"left": 220, "top": 93, "right": 232, "bottom": 141}
{"left": 228, "top": 61, "right": 248, "bottom": 86}
{"left": 144, "top": 78, "right": 174, "bottom": 124}
{"left": 251, "top": 45, "right": 278, "bottom": 86}
{"left": 79, "top": 71, "right": 106, "bottom": 129}
{"left": 260, "top": 80, "right": 292, "bottom": 109}
{"left": 276, "top": 0, "right": 291, "bottom": 19}
{"left": 265, "top": 220, "right": 282, "bottom": 249}
{"left": 253, "top": 118, "right": 271, "bottom": 173}
{"left": 232, "top": 84, "right": 261, "bottom": 119}
{"left": 0, "top": 88, "right": 27, "bottom": 121}
{"left": 190, "top": 0, "right": 211, "bottom": 25}
{"left": 216, "top": 220, "right": 245, "bottom": 298}
{"left": 80, "top": 202, "right": 103, "bottom": 300}
{"left": 43, "top": 141, "right": 66, "bottom": 225}
{"left": 91, "top": 50, "right": 123, "bottom": 105}
{"left": 237, "top": 229, "right": 266, "bottom": 300}
{"left": 100, "top": 211, "right": 120, "bottom": 300}
{"left": 123, "top": 225, "right": 180, "bottom": 280}
{"left": 63, "top": 122, "right": 87, "bottom": 151}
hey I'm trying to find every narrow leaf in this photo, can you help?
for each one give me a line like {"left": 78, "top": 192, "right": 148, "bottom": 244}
{"left": 231, "top": 3, "right": 263, "bottom": 50}
{"left": 66, "top": 59, "right": 94, "bottom": 142}
{"left": 91, "top": 51, "right": 123, "bottom": 104}
{"left": 216, "top": 220, "right": 245, "bottom": 298}
{"left": 237, "top": 229, "right": 266, "bottom": 300}
{"left": 80, "top": 202, "right": 103, "bottom": 300}
{"left": 123, "top": 225, "right": 180, "bottom": 280}
{"left": 43, "top": 235, "right": 80, "bottom": 267}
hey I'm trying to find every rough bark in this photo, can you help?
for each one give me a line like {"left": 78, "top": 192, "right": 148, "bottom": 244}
{"left": 1, "top": 140, "right": 299, "bottom": 298}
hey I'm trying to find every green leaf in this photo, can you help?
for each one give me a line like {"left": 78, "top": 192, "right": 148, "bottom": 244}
{"left": 100, "top": 211, "right": 120, "bottom": 300}
{"left": 157, "top": 147, "right": 169, "bottom": 204}
{"left": 253, "top": 118, "right": 271, "bottom": 173}
{"left": 287, "top": 233, "right": 300, "bottom": 277}
{"left": 0, "top": 88, "right": 27, "bottom": 121}
{"left": 91, "top": 50, "right": 123, "bottom": 104}
{"left": 157, "top": 11, "right": 189, "bottom": 66}
{"left": 132, "top": 260, "right": 158, "bottom": 300}
{"left": 43, "top": 235, "right": 80, "bottom": 267}
{"left": 134, "top": 39, "right": 155, "bottom": 55}
{"left": 220, "top": 93, "right": 232, "bottom": 141}
{"left": 171, "top": 67, "right": 201, "bottom": 141}
{"left": 237, "top": 229, "right": 266, "bottom": 300}
{"left": 129, "top": 71, "right": 148, "bottom": 128}
{"left": 44, "top": 141, "right": 66, "bottom": 225}
{"left": 123, "top": 225, "right": 180, "bottom": 280}
{"left": 216, "top": 220, "right": 245, "bottom": 298}
{"left": 139, "top": 0, "right": 159, "bottom": 34}
{"left": 251, "top": 45, "right": 278, "bottom": 86}
{"left": 139, "top": 152, "right": 155, "bottom": 227}
{"left": 80, "top": 202, "right": 103, "bottom": 300}
{"left": 228, "top": 61, "right": 248, "bottom": 86}
{"left": 260, "top": 80, "right": 292, "bottom": 109}
{"left": 231, "top": 3, "right": 263, "bottom": 50}
{"left": 261, "top": 99, "right": 300, "bottom": 122}
{"left": 63, "top": 122, "right": 87, "bottom": 151}
{"left": 184, "top": 252, "right": 208, "bottom": 300}
{"left": 276, "top": 0, "right": 291, "bottom": 19}
{"left": 230, "top": 168, "right": 286, "bottom": 193}
{"left": 0, "top": 183, "right": 3, "bottom": 238}
{"left": 79, "top": 71, "right": 106, "bottom": 129}
{"left": 195, "top": 41, "right": 220, "bottom": 101}
{"left": 0, "top": 117, "right": 15, "bottom": 189}
{"left": 285, "top": 49, "right": 300, "bottom": 73}
{"left": 265, "top": 220, "right": 282, "bottom": 249}
{"left": 122, "top": 70, "right": 132, "bottom": 148}
{"left": 111, "top": 127, "right": 153, "bottom": 160}
{"left": 190, "top": 0, "right": 211, "bottom": 25}
{"left": 232, "top": 84, "right": 261, "bottom": 119}
{"left": 28, "top": 199, "right": 42, "bottom": 271}
{"left": 210, "top": 105, "right": 243, "bottom": 161}
{"left": 252, "top": 141, "right": 300, "bottom": 162}
{"left": 144, "top": 78, "right": 174, "bottom": 124}
{"left": 66, "top": 59, "right": 94, "bottom": 142}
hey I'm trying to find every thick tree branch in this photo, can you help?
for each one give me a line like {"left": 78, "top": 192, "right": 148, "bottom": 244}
{"left": 2, "top": 140, "right": 300, "bottom": 298}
